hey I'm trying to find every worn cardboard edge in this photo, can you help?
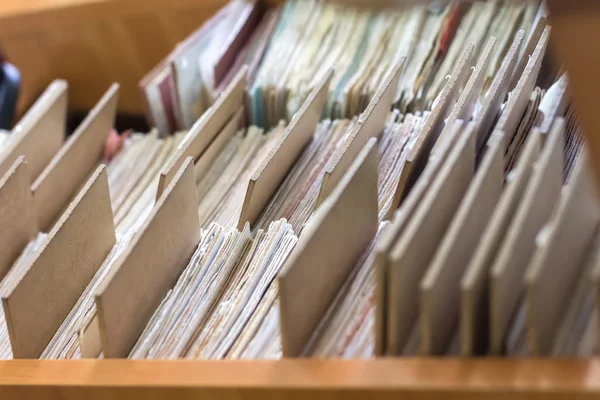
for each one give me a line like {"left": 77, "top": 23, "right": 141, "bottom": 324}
{"left": 317, "top": 58, "right": 405, "bottom": 206}
{"left": 3, "top": 165, "right": 115, "bottom": 358}
{"left": 420, "top": 132, "right": 504, "bottom": 356}
{"left": 0, "top": 156, "right": 38, "bottom": 281}
{"left": 490, "top": 118, "right": 564, "bottom": 355}
{"left": 397, "top": 43, "right": 475, "bottom": 203}
{"left": 0, "top": 80, "right": 68, "bottom": 181}
{"left": 279, "top": 137, "right": 379, "bottom": 357}
{"left": 157, "top": 66, "right": 248, "bottom": 199}
{"left": 459, "top": 130, "right": 541, "bottom": 356}
{"left": 194, "top": 106, "right": 245, "bottom": 182}
{"left": 31, "top": 83, "right": 119, "bottom": 231}
{"left": 474, "top": 31, "right": 524, "bottom": 153}
{"left": 237, "top": 69, "right": 333, "bottom": 230}
{"left": 496, "top": 26, "right": 551, "bottom": 149}
{"left": 96, "top": 157, "right": 201, "bottom": 358}
{"left": 431, "top": 37, "right": 497, "bottom": 154}
{"left": 509, "top": 15, "right": 548, "bottom": 92}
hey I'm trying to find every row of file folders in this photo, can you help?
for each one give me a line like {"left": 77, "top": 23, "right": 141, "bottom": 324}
{"left": 0, "top": 0, "right": 593, "bottom": 359}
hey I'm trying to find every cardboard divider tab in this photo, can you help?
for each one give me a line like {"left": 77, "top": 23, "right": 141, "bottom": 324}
{"left": 490, "top": 119, "right": 564, "bottom": 354}
{"left": 0, "top": 80, "right": 68, "bottom": 181}
{"left": 431, "top": 37, "right": 496, "bottom": 154}
{"left": 317, "top": 58, "right": 405, "bottom": 206}
{"left": 473, "top": 31, "right": 524, "bottom": 154}
{"left": 375, "top": 120, "right": 464, "bottom": 355}
{"left": 79, "top": 314, "right": 101, "bottom": 359}
{"left": 495, "top": 27, "right": 551, "bottom": 149}
{"left": 420, "top": 132, "right": 504, "bottom": 355}
{"left": 538, "top": 73, "right": 570, "bottom": 136}
{"left": 96, "top": 157, "right": 201, "bottom": 358}
{"left": 238, "top": 69, "right": 333, "bottom": 230}
{"left": 387, "top": 121, "right": 476, "bottom": 355}
{"left": 395, "top": 44, "right": 474, "bottom": 203}
{"left": 525, "top": 152, "right": 600, "bottom": 355}
{"left": 31, "top": 84, "right": 119, "bottom": 232}
{"left": 509, "top": 12, "right": 548, "bottom": 92}
{"left": 3, "top": 165, "right": 115, "bottom": 359}
{"left": 157, "top": 67, "right": 248, "bottom": 198}
{"left": 460, "top": 130, "right": 541, "bottom": 356}
{"left": 194, "top": 106, "right": 244, "bottom": 182}
{"left": 279, "top": 137, "right": 378, "bottom": 357}
{"left": 0, "top": 157, "right": 38, "bottom": 281}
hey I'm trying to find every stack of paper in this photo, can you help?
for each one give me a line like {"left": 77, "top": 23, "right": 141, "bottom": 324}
{"left": 249, "top": 0, "right": 429, "bottom": 125}
{"left": 254, "top": 119, "right": 353, "bottom": 231}
{"left": 129, "top": 219, "right": 297, "bottom": 359}
{"left": 133, "top": 0, "right": 548, "bottom": 138}
{"left": 196, "top": 125, "right": 283, "bottom": 228}
{"left": 8, "top": 0, "right": 591, "bottom": 362}
{"left": 109, "top": 131, "right": 186, "bottom": 234}
{"left": 139, "top": 0, "right": 263, "bottom": 134}
{"left": 377, "top": 112, "right": 425, "bottom": 220}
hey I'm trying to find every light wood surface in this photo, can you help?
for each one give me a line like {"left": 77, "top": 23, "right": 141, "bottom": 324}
{"left": 0, "top": 359, "right": 597, "bottom": 399}
{"left": 0, "top": 0, "right": 231, "bottom": 117}
{"left": 546, "top": 1, "right": 600, "bottom": 190}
